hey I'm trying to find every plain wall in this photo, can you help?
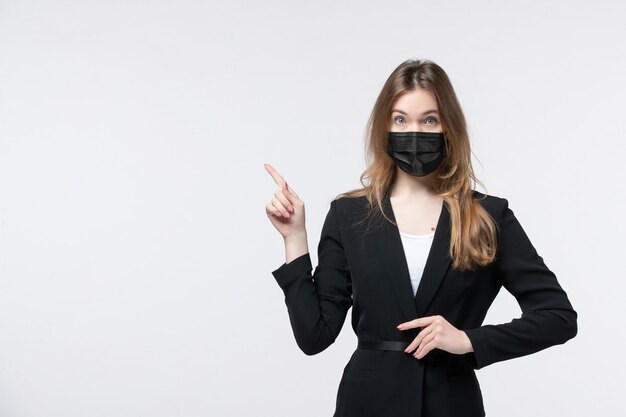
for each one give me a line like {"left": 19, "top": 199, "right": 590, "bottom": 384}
{"left": 0, "top": 0, "right": 624, "bottom": 416}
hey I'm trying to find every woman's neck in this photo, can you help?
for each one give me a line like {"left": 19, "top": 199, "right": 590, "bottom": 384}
{"left": 390, "top": 168, "right": 436, "bottom": 201}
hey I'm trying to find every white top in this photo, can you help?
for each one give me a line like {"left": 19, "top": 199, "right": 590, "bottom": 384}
{"left": 398, "top": 230, "right": 435, "bottom": 296}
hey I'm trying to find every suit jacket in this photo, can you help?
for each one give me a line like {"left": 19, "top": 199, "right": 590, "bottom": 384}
{"left": 271, "top": 190, "right": 577, "bottom": 417}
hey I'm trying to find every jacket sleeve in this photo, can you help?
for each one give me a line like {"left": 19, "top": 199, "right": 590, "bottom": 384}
{"left": 464, "top": 198, "right": 578, "bottom": 370}
{"left": 271, "top": 199, "right": 353, "bottom": 356}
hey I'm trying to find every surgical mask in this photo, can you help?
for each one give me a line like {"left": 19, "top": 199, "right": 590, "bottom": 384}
{"left": 387, "top": 131, "right": 447, "bottom": 177}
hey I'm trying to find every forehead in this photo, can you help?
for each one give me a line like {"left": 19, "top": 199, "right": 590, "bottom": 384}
{"left": 392, "top": 88, "right": 438, "bottom": 113}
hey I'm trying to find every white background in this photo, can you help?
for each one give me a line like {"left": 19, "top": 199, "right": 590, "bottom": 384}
{"left": 0, "top": 1, "right": 624, "bottom": 416}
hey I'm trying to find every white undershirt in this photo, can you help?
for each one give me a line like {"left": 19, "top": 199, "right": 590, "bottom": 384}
{"left": 398, "top": 230, "right": 435, "bottom": 296}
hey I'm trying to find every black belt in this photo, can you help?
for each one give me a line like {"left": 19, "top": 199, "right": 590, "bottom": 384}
{"left": 358, "top": 340, "right": 410, "bottom": 352}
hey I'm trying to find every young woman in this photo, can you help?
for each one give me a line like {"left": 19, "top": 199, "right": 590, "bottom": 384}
{"left": 264, "top": 59, "right": 577, "bottom": 417}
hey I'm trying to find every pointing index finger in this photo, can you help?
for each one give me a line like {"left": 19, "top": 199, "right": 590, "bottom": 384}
{"left": 264, "top": 163, "right": 287, "bottom": 189}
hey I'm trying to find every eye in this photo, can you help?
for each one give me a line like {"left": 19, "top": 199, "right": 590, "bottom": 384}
{"left": 394, "top": 116, "right": 406, "bottom": 125}
{"left": 425, "top": 117, "right": 439, "bottom": 125}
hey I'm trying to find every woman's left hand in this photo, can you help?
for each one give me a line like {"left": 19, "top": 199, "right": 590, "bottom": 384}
{"left": 397, "top": 315, "right": 474, "bottom": 359}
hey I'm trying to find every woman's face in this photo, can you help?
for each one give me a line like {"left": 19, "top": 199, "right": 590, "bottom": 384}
{"left": 389, "top": 88, "right": 443, "bottom": 133}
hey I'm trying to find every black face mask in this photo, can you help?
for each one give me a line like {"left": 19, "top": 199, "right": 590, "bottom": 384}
{"left": 387, "top": 131, "right": 447, "bottom": 177}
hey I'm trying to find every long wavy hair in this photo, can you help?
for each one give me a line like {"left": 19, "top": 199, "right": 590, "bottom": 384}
{"left": 337, "top": 59, "right": 498, "bottom": 272}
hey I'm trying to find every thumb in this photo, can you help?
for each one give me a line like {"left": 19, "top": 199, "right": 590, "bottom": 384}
{"left": 284, "top": 181, "right": 299, "bottom": 199}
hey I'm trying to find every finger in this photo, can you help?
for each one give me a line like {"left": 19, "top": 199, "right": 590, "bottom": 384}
{"left": 404, "top": 329, "right": 424, "bottom": 353}
{"left": 404, "top": 325, "right": 433, "bottom": 353}
{"left": 272, "top": 197, "right": 291, "bottom": 218}
{"left": 284, "top": 181, "right": 299, "bottom": 199}
{"left": 266, "top": 203, "right": 283, "bottom": 218}
{"left": 264, "top": 164, "right": 300, "bottom": 201}
{"left": 264, "top": 163, "right": 287, "bottom": 189}
{"left": 275, "top": 189, "right": 295, "bottom": 213}
{"left": 414, "top": 330, "right": 436, "bottom": 358}
{"left": 397, "top": 316, "right": 433, "bottom": 330}
{"left": 415, "top": 337, "right": 438, "bottom": 360}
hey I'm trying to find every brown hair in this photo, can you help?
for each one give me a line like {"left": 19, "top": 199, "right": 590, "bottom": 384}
{"left": 337, "top": 59, "right": 498, "bottom": 272}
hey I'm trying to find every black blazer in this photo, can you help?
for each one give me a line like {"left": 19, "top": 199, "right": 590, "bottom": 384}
{"left": 271, "top": 190, "right": 577, "bottom": 417}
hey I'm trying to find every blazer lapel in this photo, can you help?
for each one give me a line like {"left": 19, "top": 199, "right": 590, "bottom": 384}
{"left": 413, "top": 197, "right": 452, "bottom": 317}
{"left": 373, "top": 191, "right": 452, "bottom": 321}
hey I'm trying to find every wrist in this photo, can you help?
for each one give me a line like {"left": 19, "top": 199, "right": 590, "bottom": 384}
{"left": 462, "top": 330, "right": 474, "bottom": 353}
{"left": 284, "top": 230, "right": 308, "bottom": 264}
{"left": 284, "top": 230, "right": 307, "bottom": 244}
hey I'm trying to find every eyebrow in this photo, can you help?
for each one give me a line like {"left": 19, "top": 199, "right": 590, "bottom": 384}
{"left": 392, "top": 109, "right": 439, "bottom": 116}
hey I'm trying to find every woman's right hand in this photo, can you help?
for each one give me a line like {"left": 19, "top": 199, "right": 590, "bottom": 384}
{"left": 264, "top": 163, "right": 306, "bottom": 240}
